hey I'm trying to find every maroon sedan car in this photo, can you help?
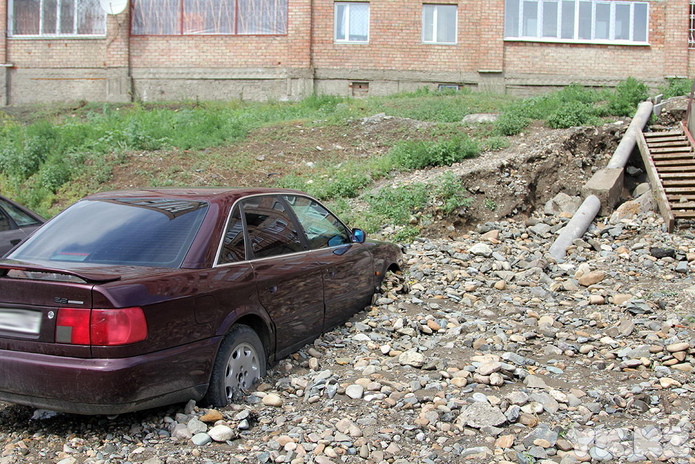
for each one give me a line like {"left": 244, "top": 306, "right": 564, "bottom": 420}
{"left": 0, "top": 188, "right": 401, "bottom": 415}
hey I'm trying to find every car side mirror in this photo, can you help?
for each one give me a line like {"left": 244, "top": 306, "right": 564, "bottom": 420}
{"left": 352, "top": 228, "right": 366, "bottom": 243}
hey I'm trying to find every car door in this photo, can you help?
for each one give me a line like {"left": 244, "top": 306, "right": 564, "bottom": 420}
{"left": 284, "top": 195, "right": 374, "bottom": 331}
{"left": 239, "top": 195, "right": 324, "bottom": 357}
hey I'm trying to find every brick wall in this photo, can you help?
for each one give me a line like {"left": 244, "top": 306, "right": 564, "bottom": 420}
{"left": 8, "top": 39, "right": 107, "bottom": 68}
{"left": 311, "top": 0, "right": 478, "bottom": 73}
{"left": 130, "top": 0, "right": 311, "bottom": 69}
{"left": 105, "top": 12, "right": 130, "bottom": 68}
{"left": 2, "top": 0, "right": 695, "bottom": 103}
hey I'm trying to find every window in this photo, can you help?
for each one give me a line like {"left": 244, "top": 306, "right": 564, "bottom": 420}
{"left": 285, "top": 196, "right": 351, "bottom": 250}
{"left": 422, "top": 4, "right": 457, "bottom": 44}
{"left": 335, "top": 2, "right": 369, "bottom": 43}
{"left": 690, "top": 2, "right": 695, "bottom": 48}
{"left": 0, "top": 199, "right": 41, "bottom": 227}
{"left": 241, "top": 196, "right": 303, "bottom": 259}
{"left": 10, "top": 0, "right": 105, "bottom": 36}
{"left": 10, "top": 199, "right": 208, "bottom": 268}
{"left": 505, "top": 0, "right": 648, "bottom": 44}
{"left": 218, "top": 205, "right": 246, "bottom": 264}
{"left": 131, "top": 0, "right": 287, "bottom": 35}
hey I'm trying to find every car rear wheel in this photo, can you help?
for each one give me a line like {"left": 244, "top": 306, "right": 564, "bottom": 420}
{"left": 204, "top": 324, "right": 266, "bottom": 406}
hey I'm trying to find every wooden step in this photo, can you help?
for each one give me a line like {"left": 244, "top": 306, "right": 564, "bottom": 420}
{"left": 656, "top": 165, "right": 695, "bottom": 173}
{"left": 672, "top": 211, "right": 695, "bottom": 219}
{"left": 644, "top": 130, "right": 684, "bottom": 138}
{"left": 659, "top": 172, "right": 695, "bottom": 179}
{"left": 653, "top": 156, "right": 694, "bottom": 163}
{"left": 646, "top": 139, "right": 689, "bottom": 148}
{"left": 653, "top": 159, "right": 695, "bottom": 167}
{"left": 667, "top": 197, "right": 695, "bottom": 204}
{"left": 650, "top": 146, "right": 693, "bottom": 154}
{"left": 665, "top": 187, "right": 695, "bottom": 194}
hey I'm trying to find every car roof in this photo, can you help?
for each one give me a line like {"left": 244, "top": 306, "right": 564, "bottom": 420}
{"left": 84, "top": 187, "right": 305, "bottom": 203}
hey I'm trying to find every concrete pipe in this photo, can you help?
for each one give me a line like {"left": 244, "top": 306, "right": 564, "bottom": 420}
{"left": 549, "top": 195, "right": 601, "bottom": 260}
{"left": 549, "top": 100, "right": 654, "bottom": 260}
{"left": 606, "top": 100, "right": 654, "bottom": 169}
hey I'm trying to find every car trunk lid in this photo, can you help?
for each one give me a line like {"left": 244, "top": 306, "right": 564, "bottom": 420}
{"left": 0, "top": 261, "right": 96, "bottom": 356}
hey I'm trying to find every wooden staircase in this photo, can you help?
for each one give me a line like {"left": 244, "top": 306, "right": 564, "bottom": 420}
{"left": 638, "top": 125, "right": 695, "bottom": 231}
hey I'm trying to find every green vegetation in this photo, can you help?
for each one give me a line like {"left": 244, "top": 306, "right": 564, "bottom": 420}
{"left": 493, "top": 78, "right": 649, "bottom": 136}
{"left": 434, "top": 172, "right": 473, "bottom": 215}
{"left": 605, "top": 77, "right": 649, "bottom": 117}
{"left": 388, "top": 136, "right": 479, "bottom": 170}
{"left": 659, "top": 78, "right": 694, "bottom": 99}
{"left": 0, "top": 77, "right": 657, "bottom": 239}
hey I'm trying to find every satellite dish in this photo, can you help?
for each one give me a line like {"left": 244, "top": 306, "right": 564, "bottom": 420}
{"left": 99, "top": 0, "right": 127, "bottom": 15}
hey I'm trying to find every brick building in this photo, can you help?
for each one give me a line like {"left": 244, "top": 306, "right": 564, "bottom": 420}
{"left": 2, "top": 0, "right": 694, "bottom": 104}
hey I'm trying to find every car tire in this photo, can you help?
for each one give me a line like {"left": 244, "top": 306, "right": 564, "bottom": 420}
{"left": 204, "top": 324, "right": 266, "bottom": 407}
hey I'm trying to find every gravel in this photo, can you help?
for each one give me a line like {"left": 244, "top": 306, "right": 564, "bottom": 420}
{"left": 1, "top": 202, "right": 693, "bottom": 464}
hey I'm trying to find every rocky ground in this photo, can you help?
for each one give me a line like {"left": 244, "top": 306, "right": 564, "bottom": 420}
{"left": 1, "top": 100, "right": 694, "bottom": 464}
{"left": 0, "top": 204, "right": 693, "bottom": 464}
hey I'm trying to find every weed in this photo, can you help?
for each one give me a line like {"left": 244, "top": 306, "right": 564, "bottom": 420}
{"left": 659, "top": 78, "right": 694, "bottom": 98}
{"left": 388, "top": 136, "right": 479, "bottom": 170}
{"left": 434, "top": 172, "right": 472, "bottom": 214}
{"left": 0, "top": 81, "right": 645, "bottom": 215}
{"left": 494, "top": 111, "right": 530, "bottom": 136}
{"left": 603, "top": 77, "right": 648, "bottom": 117}
{"left": 393, "top": 226, "right": 421, "bottom": 242}
{"left": 323, "top": 169, "right": 372, "bottom": 199}
{"left": 484, "top": 199, "right": 497, "bottom": 211}
{"left": 546, "top": 103, "right": 601, "bottom": 129}
{"left": 365, "top": 184, "right": 429, "bottom": 224}
{"left": 480, "top": 136, "right": 508, "bottom": 151}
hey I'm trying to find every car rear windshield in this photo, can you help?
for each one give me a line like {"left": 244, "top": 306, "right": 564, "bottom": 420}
{"left": 9, "top": 199, "right": 208, "bottom": 268}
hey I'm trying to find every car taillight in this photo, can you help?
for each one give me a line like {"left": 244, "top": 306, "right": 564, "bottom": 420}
{"left": 56, "top": 307, "right": 147, "bottom": 346}
{"left": 55, "top": 308, "right": 91, "bottom": 345}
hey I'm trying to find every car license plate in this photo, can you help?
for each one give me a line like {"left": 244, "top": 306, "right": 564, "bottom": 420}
{"left": 0, "top": 309, "right": 42, "bottom": 335}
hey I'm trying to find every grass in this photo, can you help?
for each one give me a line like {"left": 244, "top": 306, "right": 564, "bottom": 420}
{"left": 0, "top": 78, "right": 655, "bottom": 238}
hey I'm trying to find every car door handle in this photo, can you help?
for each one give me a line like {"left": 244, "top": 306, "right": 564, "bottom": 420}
{"left": 268, "top": 286, "right": 278, "bottom": 294}
{"left": 327, "top": 269, "right": 336, "bottom": 278}
{"left": 10, "top": 239, "right": 20, "bottom": 246}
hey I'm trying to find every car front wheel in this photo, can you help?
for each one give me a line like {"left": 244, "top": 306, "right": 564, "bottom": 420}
{"left": 204, "top": 324, "right": 266, "bottom": 406}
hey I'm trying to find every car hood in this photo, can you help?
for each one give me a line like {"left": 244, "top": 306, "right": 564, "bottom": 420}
{"left": 0, "top": 259, "right": 175, "bottom": 284}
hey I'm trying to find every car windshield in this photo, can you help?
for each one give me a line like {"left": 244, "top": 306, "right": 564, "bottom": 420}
{"left": 8, "top": 198, "right": 208, "bottom": 268}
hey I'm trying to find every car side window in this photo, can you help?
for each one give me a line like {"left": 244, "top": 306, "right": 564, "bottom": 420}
{"left": 285, "top": 195, "right": 351, "bottom": 250}
{"left": 219, "top": 205, "right": 246, "bottom": 264}
{"left": 0, "top": 210, "right": 10, "bottom": 232}
{"left": 0, "top": 199, "right": 40, "bottom": 227}
{"left": 241, "top": 196, "right": 304, "bottom": 259}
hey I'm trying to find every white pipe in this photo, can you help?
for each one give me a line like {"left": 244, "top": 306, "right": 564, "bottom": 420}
{"left": 607, "top": 101, "right": 654, "bottom": 169}
{"left": 549, "top": 195, "right": 601, "bottom": 260}
{"left": 548, "top": 100, "right": 654, "bottom": 260}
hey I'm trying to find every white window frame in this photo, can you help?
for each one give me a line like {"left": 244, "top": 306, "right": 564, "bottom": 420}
{"left": 690, "top": 1, "right": 695, "bottom": 48}
{"left": 334, "top": 2, "right": 370, "bottom": 44}
{"left": 9, "top": 0, "right": 106, "bottom": 37}
{"left": 504, "top": 0, "right": 649, "bottom": 45}
{"left": 422, "top": 4, "right": 457, "bottom": 45}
